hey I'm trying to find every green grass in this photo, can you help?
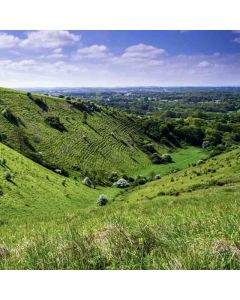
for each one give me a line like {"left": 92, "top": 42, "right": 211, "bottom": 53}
{"left": 1, "top": 87, "right": 240, "bottom": 270}
{"left": 130, "top": 146, "right": 207, "bottom": 177}
{"left": 0, "top": 87, "right": 163, "bottom": 176}
{"left": 1, "top": 140, "right": 240, "bottom": 269}
{"left": 0, "top": 143, "right": 118, "bottom": 222}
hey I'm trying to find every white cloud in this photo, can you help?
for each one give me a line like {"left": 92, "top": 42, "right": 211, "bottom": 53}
{"left": 122, "top": 43, "right": 165, "bottom": 59}
{"left": 20, "top": 31, "right": 80, "bottom": 48}
{"left": 53, "top": 48, "right": 63, "bottom": 54}
{"left": 45, "top": 48, "right": 67, "bottom": 59}
{"left": 233, "top": 37, "right": 240, "bottom": 44}
{"left": 197, "top": 60, "right": 211, "bottom": 68}
{"left": 232, "top": 31, "right": 240, "bottom": 44}
{"left": 75, "top": 45, "right": 110, "bottom": 59}
{"left": 0, "top": 33, "right": 20, "bottom": 48}
{"left": 0, "top": 31, "right": 80, "bottom": 49}
{"left": 0, "top": 38, "right": 239, "bottom": 87}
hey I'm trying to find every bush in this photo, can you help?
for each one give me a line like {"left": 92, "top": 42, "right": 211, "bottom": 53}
{"left": 4, "top": 171, "right": 12, "bottom": 181}
{"left": 2, "top": 108, "right": 19, "bottom": 126}
{"left": 97, "top": 194, "right": 108, "bottom": 206}
{"left": 161, "top": 153, "right": 173, "bottom": 163}
{"left": 0, "top": 134, "right": 7, "bottom": 142}
{"left": 108, "top": 171, "right": 118, "bottom": 182}
{"left": 143, "top": 143, "right": 156, "bottom": 154}
{"left": 27, "top": 92, "right": 34, "bottom": 100}
{"left": 0, "top": 158, "right": 6, "bottom": 166}
{"left": 113, "top": 178, "right": 129, "bottom": 188}
{"left": 45, "top": 116, "right": 66, "bottom": 132}
{"left": 135, "top": 176, "right": 148, "bottom": 185}
{"left": 197, "top": 159, "right": 205, "bottom": 165}
{"left": 150, "top": 153, "right": 162, "bottom": 164}
{"left": 82, "top": 177, "right": 92, "bottom": 187}
{"left": 33, "top": 98, "right": 48, "bottom": 112}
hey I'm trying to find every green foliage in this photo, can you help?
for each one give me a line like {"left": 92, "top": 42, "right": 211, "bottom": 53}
{"left": 3, "top": 171, "right": 12, "bottom": 181}
{"left": 161, "top": 153, "right": 173, "bottom": 163}
{"left": 97, "top": 194, "right": 108, "bottom": 206}
{"left": 0, "top": 87, "right": 163, "bottom": 176}
{"left": 1, "top": 87, "right": 240, "bottom": 270}
{"left": 2, "top": 108, "right": 19, "bottom": 126}
{"left": 0, "top": 158, "right": 6, "bottom": 166}
{"left": 44, "top": 116, "right": 66, "bottom": 132}
{"left": 150, "top": 153, "right": 162, "bottom": 164}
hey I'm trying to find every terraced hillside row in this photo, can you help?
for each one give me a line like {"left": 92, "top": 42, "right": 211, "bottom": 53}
{"left": 0, "top": 88, "right": 166, "bottom": 177}
{"left": 0, "top": 143, "right": 118, "bottom": 222}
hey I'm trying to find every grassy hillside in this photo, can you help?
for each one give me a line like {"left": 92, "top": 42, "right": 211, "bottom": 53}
{"left": 1, "top": 141, "right": 240, "bottom": 269}
{"left": 0, "top": 87, "right": 165, "bottom": 177}
{"left": 1, "top": 87, "right": 239, "bottom": 270}
{"left": 0, "top": 143, "right": 118, "bottom": 221}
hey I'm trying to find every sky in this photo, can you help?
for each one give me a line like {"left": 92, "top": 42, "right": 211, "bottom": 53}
{"left": 0, "top": 30, "right": 240, "bottom": 87}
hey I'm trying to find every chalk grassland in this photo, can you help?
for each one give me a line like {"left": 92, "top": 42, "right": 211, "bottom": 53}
{"left": 0, "top": 87, "right": 163, "bottom": 176}
{"left": 0, "top": 142, "right": 239, "bottom": 269}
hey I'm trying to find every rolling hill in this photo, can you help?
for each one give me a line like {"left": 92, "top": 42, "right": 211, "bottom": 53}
{"left": 0, "top": 87, "right": 167, "bottom": 178}
{"left": 1, "top": 87, "right": 240, "bottom": 270}
{"left": 0, "top": 140, "right": 239, "bottom": 269}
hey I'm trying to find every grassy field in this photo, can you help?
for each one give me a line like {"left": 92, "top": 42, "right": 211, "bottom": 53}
{"left": 1, "top": 140, "right": 240, "bottom": 269}
{"left": 1, "top": 87, "right": 239, "bottom": 270}
{"left": 0, "top": 87, "right": 164, "bottom": 176}
{"left": 130, "top": 146, "right": 207, "bottom": 177}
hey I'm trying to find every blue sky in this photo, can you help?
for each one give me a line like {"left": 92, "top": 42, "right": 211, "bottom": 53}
{"left": 0, "top": 30, "right": 239, "bottom": 87}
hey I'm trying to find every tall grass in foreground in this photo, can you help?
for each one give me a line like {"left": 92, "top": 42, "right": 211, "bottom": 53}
{"left": 1, "top": 193, "right": 240, "bottom": 270}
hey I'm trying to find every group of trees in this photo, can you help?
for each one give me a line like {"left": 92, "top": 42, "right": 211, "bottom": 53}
{"left": 137, "top": 110, "right": 240, "bottom": 155}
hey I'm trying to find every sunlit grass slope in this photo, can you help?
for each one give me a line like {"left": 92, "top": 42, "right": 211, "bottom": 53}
{"left": 0, "top": 87, "right": 163, "bottom": 176}
{"left": 0, "top": 143, "right": 118, "bottom": 222}
{"left": 1, "top": 145, "right": 240, "bottom": 269}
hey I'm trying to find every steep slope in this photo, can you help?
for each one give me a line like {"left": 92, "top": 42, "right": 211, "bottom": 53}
{"left": 0, "top": 143, "right": 118, "bottom": 221}
{"left": 0, "top": 87, "right": 165, "bottom": 177}
{"left": 1, "top": 147, "right": 240, "bottom": 269}
{"left": 118, "top": 146, "right": 240, "bottom": 203}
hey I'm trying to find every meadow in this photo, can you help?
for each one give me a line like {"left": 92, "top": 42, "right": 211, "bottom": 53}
{"left": 0, "top": 87, "right": 240, "bottom": 270}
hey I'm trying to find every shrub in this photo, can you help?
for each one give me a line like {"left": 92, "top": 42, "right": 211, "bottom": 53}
{"left": 27, "top": 92, "right": 34, "bottom": 100}
{"left": 108, "top": 171, "right": 118, "bottom": 182}
{"left": 0, "top": 158, "right": 6, "bottom": 166}
{"left": 45, "top": 116, "right": 66, "bottom": 132}
{"left": 143, "top": 143, "right": 156, "bottom": 154}
{"left": 113, "top": 178, "right": 129, "bottom": 188}
{"left": 82, "top": 112, "right": 88, "bottom": 124}
{"left": 97, "top": 194, "right": 108, "bottom": 206}
{"left": 4, "top": 171, "right": 12, "bottom": 181}
{"left": 82, "top": 177, "right": 92, "bottom": 187}
{"left": 0, "top": 134, "right": 7, "bottom": 142}
{"left": 150, "top": 153, "right": 162, "bottom": 164}
{"left": 202, "top": 140, "right": 210, "bottom": 149}
{"left": 161, "top": 153, "right": 173, "bottom": 163}
{"left": 33, "top": 98, "right": 48, "bottom": 112}
{"left": 135, "top": 176, "right": 148, "bottom": 186}
{"left": 2, "top": 108, "right": 19, "bottom": 126}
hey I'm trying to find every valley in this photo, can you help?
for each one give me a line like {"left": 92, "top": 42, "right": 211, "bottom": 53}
{"left": 0, "top": 87, "right": 240, "bottom": 269}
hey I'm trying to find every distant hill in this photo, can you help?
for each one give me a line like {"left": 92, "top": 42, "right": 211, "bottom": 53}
{"left": 0, "top": 87, "right": 165, "bottom": 178}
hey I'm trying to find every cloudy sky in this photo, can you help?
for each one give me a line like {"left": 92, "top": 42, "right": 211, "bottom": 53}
{"left": 0, "top": 30, "right": 240, "bottom": 87}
